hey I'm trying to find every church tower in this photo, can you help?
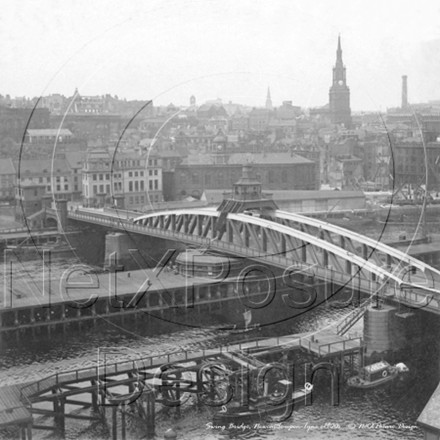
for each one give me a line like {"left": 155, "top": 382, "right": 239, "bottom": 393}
{"left": 265, "top": 87, "right": 273, "bottom": 110}
{"left": 329, "top": 36, "right": 351, "bottom": 128}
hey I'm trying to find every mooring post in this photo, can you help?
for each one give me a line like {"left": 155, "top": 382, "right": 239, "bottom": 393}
{"left": 112, "top": 406, "right": 117, "bottom": 440}
{"left": 91, "top": 380, "right": 99, "bottom": 412}
{"left": 145, "top": 390, "right": 156, "bottom": 439}
{"left": 59, "top": 397, "right": 66, "bottom": 438}
{"left": 26, "top": 422, "right": 32, "bottom": 440}
{"left": 121, "top": 404, "right": 126, "bottom": 440}
{"left": 340, "top": 352, "right": 345, "bottom": 378}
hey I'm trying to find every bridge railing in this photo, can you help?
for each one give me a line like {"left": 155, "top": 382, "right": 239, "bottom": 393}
{"left": 21, "top": 334, "right": 295, "bottom": 400}
{"left": 68, "top": 211, "right": 439, "bottom": 305}
{"left": 317, "top": 337, "right": 363, "bottom": 356}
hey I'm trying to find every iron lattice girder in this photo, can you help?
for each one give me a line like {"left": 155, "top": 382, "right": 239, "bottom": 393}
{"left": 274, "top": 210, "right": 433, "bottom": 276}
{"left": 133, "top": 209, "right": 439, "bottom": 289}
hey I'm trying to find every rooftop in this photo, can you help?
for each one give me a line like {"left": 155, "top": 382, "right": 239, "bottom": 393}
{"left": 27, "top": 128, "right": 72, "bottom": 137}
{"left": 0, "top": 158, "right": 15, "bottom": 175}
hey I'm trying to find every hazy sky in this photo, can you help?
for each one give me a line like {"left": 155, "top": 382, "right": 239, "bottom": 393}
{"left": 1, "top": 0, "right": 440, "bottom": 111}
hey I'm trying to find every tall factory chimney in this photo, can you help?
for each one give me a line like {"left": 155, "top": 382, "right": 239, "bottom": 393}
{"left": 402, "top": 75, "right": 408, "bottom": 109}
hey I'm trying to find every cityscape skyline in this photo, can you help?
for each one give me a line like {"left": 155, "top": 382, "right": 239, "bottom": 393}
{"left": 2, "top": 1, "right": 440, "bottom": 111}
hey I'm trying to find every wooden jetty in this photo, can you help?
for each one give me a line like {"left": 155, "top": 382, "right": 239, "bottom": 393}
{"left": 0, "top": 329, "right": 364, "bottom": 439}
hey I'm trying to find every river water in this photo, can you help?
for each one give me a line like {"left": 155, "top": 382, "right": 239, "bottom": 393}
{"left": 1, "top": 220, "right": 439, "bottom": 439}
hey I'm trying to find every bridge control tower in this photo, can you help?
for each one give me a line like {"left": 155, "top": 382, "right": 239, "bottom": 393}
{"left": 216, "top": 164, "right": 278, "bottom": 235}
{"left": 217, "top": 164, "right": 278, "bottom": 214}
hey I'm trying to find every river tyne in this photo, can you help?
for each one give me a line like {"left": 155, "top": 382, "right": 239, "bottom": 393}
{"left": 1, "top": 221, "right": 440, "bottom": 440}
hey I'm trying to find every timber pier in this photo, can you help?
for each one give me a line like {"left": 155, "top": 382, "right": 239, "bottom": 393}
{"left": 0, "top": 328, "right": 364, "bottom": 439}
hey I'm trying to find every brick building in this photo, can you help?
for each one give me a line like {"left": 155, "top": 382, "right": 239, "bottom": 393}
{"left": 0, "top": 158, "right": 16, "bottom": 202}
{"left": 168, "top": 151, "right": 318, "bottom": 200}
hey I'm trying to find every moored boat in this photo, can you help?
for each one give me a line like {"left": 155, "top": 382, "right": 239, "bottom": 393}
{"left": 347, "top": 361, "right": 408, "bottom": 388}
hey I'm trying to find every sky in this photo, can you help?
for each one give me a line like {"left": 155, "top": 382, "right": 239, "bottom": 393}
{"left": 1, "top": 0, "right": 440, "bottom": 111}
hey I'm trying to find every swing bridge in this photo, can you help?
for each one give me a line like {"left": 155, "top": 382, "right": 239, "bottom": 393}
{"left": 59, "top": 206, "right": 440, "bottom": 314}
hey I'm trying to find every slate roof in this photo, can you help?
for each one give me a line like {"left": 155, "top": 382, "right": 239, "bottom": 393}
{"left": 14, "top": 159, "right": 70, "bottom": 174}
{"left": 27, "top": 129, "right": 72, "bottom": 137}
{"left": 0, "top": 158, "right": 15, "bottom": 175}
{"left": 228, "top": 152, "right": 313, "bottom": 165}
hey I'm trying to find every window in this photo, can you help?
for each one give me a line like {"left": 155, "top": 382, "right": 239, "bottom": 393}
{"left": 93, "top": 174, "right": 97, "bottom": 181}
{"left": 114, "top": 182, "right": 118, "bottom": 190}
{"left": 149, "top": 181, "right": 153, "bottom": 190}
{"left": 129, "top": 197, "right": 133, "bottom": 204}
{"left": 74, "top": 176, "right": 78, "bottom": 182}
{"left": 180, "top": 172, "right": 187, "bottom": 184}
{"left": 192, "top": 172, "right": 199, "bottom": 184}
{"left": 217, "top": 172, "right": 224, "bottom": 186}
{"left": 140, "top": 195, "right": 144, "bottom": 203}
{"left": 34, "top": 190, "right": 38, "bottom": 196}
{"left": 57, "top": 185, "right": 61, "bottom": 191}
{"left": 56, "top": 177, "right": 60, "bottom": 183}
{"left": 39, "top": 177, "right": 43, "bottom": 183}
{"left": 47, "top": 186, "right": 51, "bottom": 192}
{"left": 64, "top": 184, "right": 68, "bottom": 190}
{"left": 154, "top": 180, "right": 158, "bottom": 190}
{"left": 135, "top": 172, "right": 138, "bottom": 177}
{"left": 268, "top": 170, "right": 274, "bottom": 184}
{"left": 106, "top": 174, "right": 110, "bottom": 180}
{"left": 106, "top": 184, "right": 110, "bottom": 193}
{"left": 93, "top": 185, "right": 97, "bottom": 195}
{"left": 140, "top": 181, "right": 144, "bottom": 190}
{"left": 135, "top": 196, "right": 139, "bottom": 204}
{"left": 154, "top": 170, "right": 158, "bottom": 176}
{"left": 149, "top": 170, "right": 153, "bottom": 176}
{"left": 205, "top": 174, "right": 211, "bottom": 185}
{"left": 129, "top": 181, "right": 133, "bottom": 192}
{"left": 135, "top": 181, "right": 139, "bottom": 191}
{"left": 140, "top": 171, "right": 144, "bottom": 177}
{"left": 99, "top": 184, "right": 104, "bottom": 193}
{"left": 74, "top": 185, "right": 78, "bottom": 191}
{"left": 99, "top": 174, "right": 103, "bottom": 181}
{"left": 74, "top": 169, "right": 77, "bottom": 174}
{"left": 129, "top": 172, "right": 133, "bottom": 177}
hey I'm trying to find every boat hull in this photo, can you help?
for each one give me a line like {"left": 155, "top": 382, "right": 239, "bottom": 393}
{"left": 347, "top": 368, "right": 398, "bottom": 388}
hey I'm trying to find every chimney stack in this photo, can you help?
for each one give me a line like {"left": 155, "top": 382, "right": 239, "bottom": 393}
{"left": 402, "top": 75, "right": 408, "bottom": 109}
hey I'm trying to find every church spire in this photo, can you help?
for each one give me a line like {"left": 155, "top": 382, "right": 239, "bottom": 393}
{"left": 265, "top": 87, "right": 273, "bottom": 110}
{"left": 329, "top": 35, "right": 351, "bottom": 128}
{"left": 336, "top": 35, "right": 343, "bottom": 65}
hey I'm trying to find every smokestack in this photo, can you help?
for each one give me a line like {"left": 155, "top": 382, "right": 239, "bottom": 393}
{"left": 402, "top": 75, "right": 408, "bottom": 109}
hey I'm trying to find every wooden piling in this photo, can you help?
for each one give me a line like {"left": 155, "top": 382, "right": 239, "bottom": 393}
{"left": 112, "top": 406, "right": 117, "bottom": 440}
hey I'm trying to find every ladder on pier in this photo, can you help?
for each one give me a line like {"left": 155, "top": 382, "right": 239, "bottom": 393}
{"left": 336, "top": 299, "right": 371, "bottom": 336}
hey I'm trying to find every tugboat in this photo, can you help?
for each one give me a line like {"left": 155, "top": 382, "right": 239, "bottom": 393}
{"left": 347, "top": 361, "right": 409, "bottom": 389}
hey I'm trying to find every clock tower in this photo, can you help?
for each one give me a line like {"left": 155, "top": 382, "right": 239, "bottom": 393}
{"left": 329, "top": 36, "right": 352, "bottom": 128}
